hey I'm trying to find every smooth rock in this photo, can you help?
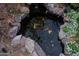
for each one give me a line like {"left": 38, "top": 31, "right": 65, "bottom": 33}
{"left": 59, "top": 29, "right": 66, "bottom": 40}
{"left": 11, "top": 35, "right": 22, "bottom": 47}
{"left": 25, "top": 37, "right": 35, "bottom": 54}
{"left": 59, "top": 53, "right": 65, "bottom": 56}
{"left": 34, "top": 42, "right": 46, "bottom": 56}
{"left": 20, "top": 47, "right": 26, "bottom": 52}
{"left": 20, "top": 36, "right": 45, "bottom": 56}
{"left": 20, "top": 36, "right": 27, "bottom": 46}
{"left": 32, "top": 51, "right": 38, "bottom": 56}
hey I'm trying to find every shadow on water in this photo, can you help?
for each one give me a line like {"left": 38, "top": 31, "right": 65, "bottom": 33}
{"left": 17, "top": 3, "right": 64, "bottom": 56}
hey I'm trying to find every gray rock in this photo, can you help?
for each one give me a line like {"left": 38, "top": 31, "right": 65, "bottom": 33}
{"left": 20, "top": 7, "right": 30, "bottom": 14}
{"left": 20, "top": 36, "right": 27, "bottom": 46}
{"left": 14, "top": 7, "right": 29, "bottom": 23}
{"left": 20, "top": 13, "right": 28, "bottom": 20}
{"left": 11, "top": 22, "right": 20, "bottom": 27}
{"left": 15, "top": 15, "right": 22, "bottom": 23}
{"left": 0, "top": 53, "right": 10, "bottom": 56}
{"left": 21, "top": 36, "right": 46, "bottom": 56}
{"left": 20, "top": 47, "right": 26, "bottom": 52}
{"left": 15, "top": 13, "right": 29, "bottom": 23}
{"left": 34, "top": 42, "right": 46, "bottom": 56}
{"left": 25, "top": 37, "right": 35, "bottom": 54}
{"left": 59, "top": 53, "right": 65, "bottom": 56}
{"left": 59, "top": 29, "right": 66, "bottom": 40}
{"left": 9, "top": 25, "right": 20, "bottom": 38}
{"left": 44, "top": 3, "right": 65, "bottom": 16}
{"left": 0, "top": 43, "right": 5, "bottom": 53}
{"left": 11, "top": 35, "right": 22, "bottom": 47}
{"left": 32, "top": 51, "right": 38, "bottom": 56}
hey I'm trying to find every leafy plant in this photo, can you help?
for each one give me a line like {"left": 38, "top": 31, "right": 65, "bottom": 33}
{"left": 69, "top": 4, "right": 79, "bottom": 9}
{"left": 64, "top": 10, "right": 78, "bottom": 37}
{"left": 65, "top": 10, "right": 79, "bottom": 55}
{"left": 63, "top": 26, "right": 69, "bottom": 33}
{"left": 8, "top": 8, "right": 19, "bottom": 15}
{"left": 67, "top": 42, "right": 79, "bottom": 55}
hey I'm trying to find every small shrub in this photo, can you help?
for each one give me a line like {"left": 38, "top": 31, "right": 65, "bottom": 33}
{"left": 67, "top": 42, "right": 79, "bottom": 55}
{"left": 64, "top": 10, "right": 78, "bottom": 37}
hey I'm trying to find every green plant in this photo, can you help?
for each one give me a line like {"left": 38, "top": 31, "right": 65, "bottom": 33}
{"left": 67, "top": 42, "right": 79, "bottom": 55}
{"left": 64, "top": 10, "right": 78, "bottom": 37}
{"left": 65, "top": 10, "right": 79, "bottom": 55}
{"left": 63, "top": 26, "right": 69, "bottom": 33}
{"left": 70, "top": 4, "right": 79, "bottom": 9}
{"left": 8, "top": 8, "right": 18, "bottom": 15}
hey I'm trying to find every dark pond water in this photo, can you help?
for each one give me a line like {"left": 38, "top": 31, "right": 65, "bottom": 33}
{"left": 17, "top": 18, "right": 64, "bottom": 56}
{"left": 17, "top": 3, "right": 64, "bottom": 56}
{"left": 35, "top": 19, "right": 63, "bottom": 56}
